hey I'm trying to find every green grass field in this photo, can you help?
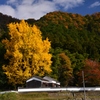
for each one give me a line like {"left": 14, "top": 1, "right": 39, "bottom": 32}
{"left": 0, "top": 91, "right": 100, "bottom": 100}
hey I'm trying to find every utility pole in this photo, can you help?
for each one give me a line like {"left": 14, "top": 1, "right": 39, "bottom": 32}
{"left": 82, "top": 71, "right": 86, "bottom": 100}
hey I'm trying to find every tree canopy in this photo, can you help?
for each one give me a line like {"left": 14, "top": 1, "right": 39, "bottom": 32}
{"left": 2, "top": 20, "right": 52, "bottom": 86}
{"left": 77, "top": 59, "right": 100, "bottom": 86}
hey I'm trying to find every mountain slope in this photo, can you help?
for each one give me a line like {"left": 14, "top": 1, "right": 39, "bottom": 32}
{"left": 33, "top": 11, "right": 100, "bottom": 59}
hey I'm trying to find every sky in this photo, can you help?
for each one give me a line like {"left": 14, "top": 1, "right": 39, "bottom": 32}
{"left": 0, "top": 0, "right": 100, "bottom": 20}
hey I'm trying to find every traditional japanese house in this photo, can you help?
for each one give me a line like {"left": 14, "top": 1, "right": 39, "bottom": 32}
{"left": 26, "top": 76, "right": 60, "bottom": 88}
{"left": 26, "top": 76, "right": 49, "bottom": 88}
{"left": 43, "top": 76, "right": 60, "bottom": 87}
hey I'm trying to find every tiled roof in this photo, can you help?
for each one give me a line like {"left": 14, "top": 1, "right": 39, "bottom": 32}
{"left": 26, "top": 76, "right": 48, "bottom": 83}
{"left": 43, "top": 76, "right": 60, "bottom": 85}
{"left": 26, "top": 76, "right": 60, "bottom": 85}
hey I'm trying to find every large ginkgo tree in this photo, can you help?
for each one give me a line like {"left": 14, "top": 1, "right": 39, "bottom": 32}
{"left": 2, "top": 20, "right": 52, "bottom": 86}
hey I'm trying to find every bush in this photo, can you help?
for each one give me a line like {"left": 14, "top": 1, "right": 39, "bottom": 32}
{"left": 0, "top": 93, "right": 18, "bottom": 100}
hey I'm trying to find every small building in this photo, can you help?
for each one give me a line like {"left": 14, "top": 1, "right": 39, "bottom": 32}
{"left": 26, "top": 76, "right": 60, "bottom": 88}
{"left": 26, "top": 76, "right": 49, "bottom": 88}
{"left": 43, "top": 76, "right": 60, "bottom": 87}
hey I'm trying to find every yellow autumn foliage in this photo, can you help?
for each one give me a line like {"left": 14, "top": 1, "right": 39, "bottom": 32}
{"left": 2, "top": 20, "right": 52, "bottom": 86}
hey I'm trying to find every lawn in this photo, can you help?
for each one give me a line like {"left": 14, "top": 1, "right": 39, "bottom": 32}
{"left": 0, "top": 91, "right": 100, "bottom": 100}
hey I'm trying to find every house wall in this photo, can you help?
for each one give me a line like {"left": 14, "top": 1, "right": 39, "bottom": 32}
{"left": 48, "top": 83, "right": 58, "bottom": 87}
{"left": 26, "top": 80, "right": 41, "bottom": 88}
{"left": 41, "top": 82, "right": 49, "bottom": 87}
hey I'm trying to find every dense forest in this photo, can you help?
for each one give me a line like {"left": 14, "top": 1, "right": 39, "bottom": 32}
{"left": 0, "top": 11, "right": 100, "bottom": 90}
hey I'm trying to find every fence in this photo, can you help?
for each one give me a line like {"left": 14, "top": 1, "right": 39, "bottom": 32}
{"left": 18, "top": 87, "right": 100, "bottom": 93}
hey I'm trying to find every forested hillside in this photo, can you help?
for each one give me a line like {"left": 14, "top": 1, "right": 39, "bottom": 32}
{"left": 36, "top": 11, "right": 100, "bottom": 58}
{"left": 0, "top": 11, "right": 100, "bottom": 90}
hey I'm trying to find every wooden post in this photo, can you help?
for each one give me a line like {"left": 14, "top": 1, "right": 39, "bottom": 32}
{"left": 82, "top": 71, "right": 86, "bottom": 100}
